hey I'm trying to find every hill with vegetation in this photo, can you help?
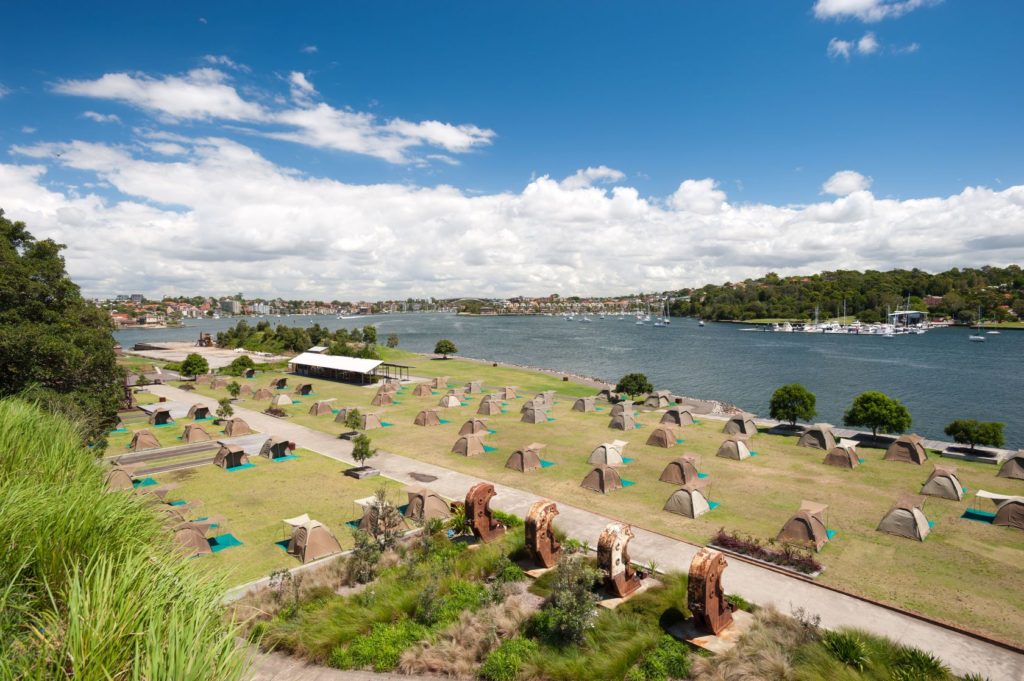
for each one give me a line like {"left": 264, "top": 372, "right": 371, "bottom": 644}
{"left": 669, "top": 266, "right": 1024, "bottom": 323}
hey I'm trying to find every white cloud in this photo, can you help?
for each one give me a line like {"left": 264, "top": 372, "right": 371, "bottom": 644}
{"left": 83, "top": 111, "right": 122, "bottom": 124}
{"left": 813, "top": 0, "right": 938, "bottom": 23}
{"left": 3, "top": 140, "right": 1022, "bottom": 299}
{"left": 559, "top": 166, "right": 626, "bottom": 190}
{"left": 857, "top": 31, "right": 880, "bottom": 54}
{"left": 0, "top": 83, "right": 9, "bottom": 98}
{"left": 893, "top": 42, "right": 921, "bottom": 54}
{"left": 21, "top": 127, "right": 37, "bottom": 134}
{"left": 827, "top": 38, "right": 853, "bottom": 60}
{"left": 54, "top": 68, "right": 494, "bottom": 164}
{"left": 301, "top": 45, "right": 318, "bottom": 54}
{"left": 202, "top": 55, "right": 249, "bottom": 72}
{"left": 823, "top": 170, "right": 873, "bottom": 196}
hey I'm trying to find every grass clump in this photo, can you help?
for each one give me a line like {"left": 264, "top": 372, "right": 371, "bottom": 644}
{"left": 479, "top": 636, "right": 539, "bottom": 681}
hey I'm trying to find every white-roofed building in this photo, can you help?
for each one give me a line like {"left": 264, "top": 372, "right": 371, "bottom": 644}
{"left": 288, "top": 352, "right": 410, "bottom": 384}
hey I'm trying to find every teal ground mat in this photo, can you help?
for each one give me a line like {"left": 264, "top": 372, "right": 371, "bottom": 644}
{"left": 826, "top": 529, "right": 838, "bottom": 540}
{"left": 226, "top": 463, "right": 256, "bottom": 472}
{"left": 439, "top": 419, "right": 450, "bottom": 424}
{"left": 461, "top": 402, "right": 470, "bottom": 407}
{"left": 487, "top": 429, "right": 497, "bottom": 435}
{"left": 332, "top": 409, "right": 340, "bottom": 414}
{"left": 693, "top": 419, "right": 703, "bottom": 425}
{"left": 708, "top": 501, "right": 721, "bottom": 510}
{"left": 195, "top": 516, "right": 219, "bottom": 529}
{"left": 749, "top": 451, "right": 759, "bottom": 457}
{"left": 621, "top": 479, "right": 636, "bottom": 487}
{"left": 193, "top": 416, "right": 213, "bottom": 421}
{"left": 432, "top": 391, "right": 440, "bottom": 395}
{"left": 381, "top": 422, "right": 394, "bottom": 427}
{"left": 133, "top": 477, "right": 157, "bottom": 488}
{"left": 169, "top": 500, "right": 187, "bottom": 507}
{"left": 698, "top": 472, "right": 709, "bottom": 479}
{"left": 961, "top": 509, "right": 996, "bottom": 523}
{"left": 500, "top": 410, "right": 509, "bottom": 414}
{"left": 501, "top": 402, "right": 508, "bottom": 406}
{"left": 634, "top": 424, "right": 644, "bottom": 428}
{"left": 962, "top": 485, "right": 968, "bottom": 493}
{"left": 676, "top": 438, "right": 686, "bottom": 444}
{"left": 110, "top": 427, "right": 128, "bottom": 434}
{"left": 291, "top": 400, "right": 301, "bottom": 404}
{"left": 345, "top": 519, "right": 360, "bottom": 529}
{"left": 464, "top": 396, "right": 475, "bottom": 401}
{"left": 858, "top": 458, "right": 865, "bottom": 463}
{"left": 622, "top": 457, "right": 636, "bottom": 464}
{"left": 539, "top": 459, "right": 556, "bottom": 468}
{"left": 392, "top": 400, "right": 401, "bottom": 405}
{"left": 274, "top": 539, "right": 290, "bottom": 551}
{"left": 547, "top": 417, "right": 556, "bottom": 422}
{"left": 483, "top": 445, "right": 498, "bottom": 453}
{"left": 272, "top": 454, "right": 299, "bottom": 462}
{"left": 595, "top": 406, "right": 604, "bottom": 411}
{"left": 154, "top": 422, "right": 176, "bottom": 428}
{"left": 208, "top": 533, "right": 242, "bottom": 553}
{"left": 927, "top": 520, "right": 936, "bottom": 528}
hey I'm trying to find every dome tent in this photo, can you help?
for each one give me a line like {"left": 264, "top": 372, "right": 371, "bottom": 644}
{"left": 659, "top": 456, "right": 701, "bottom": 485}
{"left": 877, "top": 494, "right": 931, "bottom": 541}
{"left": 661, "top": 408, "right": 695, "bottom": 427}
{"left": 663, "top": 479, "right": 712, "bottom": 519}
{"left": 921, "top": 465, "right": 964, "bottom": 501}
{"left": 798, "top": 424, "right": 837, "bottom": 451}
{"left": 506, "top": 443, "right": 545, "bottom": 472}
{"left": 580, "top": 465, "right": 624, "bottom": 494}
{"left": 722, "top": 414, "right": 757, "bottom": 437}
{"left": 588, "top": 440, "right": 627, "bottom": 466}
{"left": 776, "top": 500, "right": 830, "bottom": 552}
{"left": 884, "top": 434, "right": 928, "bottom": 465}
{"left": 716, "top": 436, "right": 752, "bottom": 461}
{"left": 823, "top": 445, "right": 859, "bottom": 468}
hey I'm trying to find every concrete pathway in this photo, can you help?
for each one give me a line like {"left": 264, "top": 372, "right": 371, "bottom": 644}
{"left": 150, "top": 384, "right": 1024, "bottom": 681}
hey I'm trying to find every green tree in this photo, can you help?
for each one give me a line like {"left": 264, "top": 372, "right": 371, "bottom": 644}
{"left": 615, "top": 373, "right": 653, "bottom": 397}
{"left": 344, "top": 408, "right": 363, "bottom": 430}
{"left": 0, "top": 210, "right": 123, "bottom": 443}
{"left": 223, "top": 354, "right": 255, "bottom": 376}
{"left": 362, "top": 325, "right": 378, "bottom": 345}
{"left": 843, "top": 391, "right": 912, "bottom": 438}
{"left": 386, "top": 333, "right": 400, "bottom": 349}
{"left": 434, "top": 339, "right": 458, "bottom": 359}
{"left": 769, "top": 384, "right": 817, "bottom": 427}
{"left": 944, "top": 419, "right": 1005, "bottom": 451}
{"left": 216, "top": 397, "right": 234, "bottom": 419}
{"left": 530, "top": 556, "right": 601, "bottom": 645}
{"left": 226, "top": 381, "right": 241, "bottom": 399}
{"left": 180, "top": 353, "right": 210, "bottom": 379}
{"left": 135, "top": 372, "right": 151, "bottom": 387}
{"left": 351, "top": 433, "right": 378, "bottom": 467}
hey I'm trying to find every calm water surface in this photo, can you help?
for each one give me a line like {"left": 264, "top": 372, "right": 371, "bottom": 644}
{"left": 115, "top": 314, "right": 1024, "bottom": 448}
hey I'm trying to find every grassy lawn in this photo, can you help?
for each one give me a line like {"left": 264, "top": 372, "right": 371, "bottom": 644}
{"left": 153, "top": 450, "right": 403, "bottom": 586}
{"left": 181, "top": 352, "right": 1024, "bottom": 643}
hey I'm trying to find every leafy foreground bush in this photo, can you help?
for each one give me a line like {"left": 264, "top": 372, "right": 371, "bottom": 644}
{"left": 479, "top": 636, "right": 539, "bottom": 681}
{"left": 0, "top": 399, "right": 245, "bottom": 680}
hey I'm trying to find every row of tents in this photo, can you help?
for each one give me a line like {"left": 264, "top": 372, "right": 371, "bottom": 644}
{"left": 127, "top": 417, "right": 254, "bottom": 451}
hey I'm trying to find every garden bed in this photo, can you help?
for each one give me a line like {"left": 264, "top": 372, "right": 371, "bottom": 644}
{"left": 710, "top": 529, "right": 823, "bottom": 577}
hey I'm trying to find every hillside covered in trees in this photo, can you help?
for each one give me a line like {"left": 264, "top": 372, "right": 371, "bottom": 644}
{"left": 670, "top": 266, "right": 1024, "bottom": 323}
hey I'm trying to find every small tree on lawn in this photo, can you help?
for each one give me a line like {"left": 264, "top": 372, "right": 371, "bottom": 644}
{"left": 362, "top": 325, "right": 378, "bottom": 345}
{"left": 615, "top": 373, "right": 653, "bottom": 398}
{"left": 344, "top": 408, "right": 362, "bottom": 430}
{"left": 225, "top": 354, "right": 255, "bottom": 376}
{"left": 351, "top": 433, "right": 378, "bottom": 468}
{"left": 226, "top": 381, "right": 241, "bottom": 399}
{"left": 180, "top": 352, "right": 209, "bottom": 379}
{"left": 386, "top": 333, "right": 400, "bottom": 349}
{"left": 362, "top": 486, "right": 404, "bottom": 549}
{"left": 135, "top": 372, "right": 150, "bottom": 387}
{"left": 434, "top": 339, "right": 458, "bottom": 359}
{"left": 944, "top": 419, "right": 1005, "bottom": 451}
{"left": 769, "top": 383, "right": 817, "bottom": 427}
{"left": 843, "top": 391, "right": 911, "bottom": 439}
{"left": 531, "top": 555, "right": 601, "bottom": 645}
{"left": 216, "top": 397, "right": 234, "bottom": 419}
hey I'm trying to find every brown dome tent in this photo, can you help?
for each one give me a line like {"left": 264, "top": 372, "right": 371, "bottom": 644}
{"left": 610, "top": 402, "right": 634, "bottom": 417}
{"left": 659, "top": 456, "right": 701, "bottom": 485}
{"left": 498, "top": 386, "right": 517, "bottom": 399}
{"left": 663, "top": 479, "right": 712, "bottom": 519}
{"left": 823, "top": 445, "right": 859, "bottom": 468}
{"left": 181, "top": 423, "right": 212, "bottom": 443}
{"left": 105, "top": 466, "right": 136, "bottom": 491}
{"left": 921, "top": 465, "right": 964, "bottom": 501}
{"left": 993, "top": 497, "right": 1024, "bottom": 531}
{"left": 309, "top": 399, "right": 335, "bottom": 416}
{"left": 130, "top": 429, "right": 161, "bottom": 451}
{"left": 404, "top": 489, "right": 452, "bottom": 522}
{"left": 186, "top": 404, "right": 212, "bottom": 420}
{"left": 998, "top": 452, "right": 1024, "bottom": 480}
{"left": 459, "top": 418, "right": 489, "bottom": 436}
{"left": 210, "top": 377, "right": 229, "bottom": 390}
{"left": 295, "top": 383, "right": 314, "bottom": 396}
{"left": 371, "top": 391, "right": 393, "bottom": 407}
{"left": 580, "top": 465, "right": 624, "bottom": 494}
{"left": 608, "top": 412, "right": 636, "bottom": 431}
{"left": 588, "top": 440, "right": 627, "bottom": 466}
{"left": 465, "top": 380, "right": 484, "bottom": 394}
{"left": 361, "top": 413, "right": 383, "bottom": 430}
{"left": 214, "top": 443, "right": 249, "bottom": 469}
{"left": 477, "top": 399, "right": 502, "bottom": 416}
{"left": 259, "top": 437, "right": 295, "bottom": 459}
{"left": 521, "top": 406, "right": 547, "bottom": 424}
{"left": 269, "top": 377, "right": 287, "bottom": 389}
{"left": 271, "top": 393, "right": 293, "bottom": 408}
{"left": 430, "top": 376, "right": 449, "bottom": 390}
{"left": 222, "top": 418, "right": 253, "bottom": 436}
{"left": 334, "top": 407, "right": 356, "bottom": 423}
{"left": 172, "top": 522, "right": 212, "bottom": 558}
{"left": 452, "top": 434, "right": 485, "bottom": 456}
{"left": 572, "top": 397, "right": 596, "bottom": 412}
{"left": 412, "top": 383, "right": 433, "bottom": 397}
{"left": 439, "top": 394, "right": 461, "bottom": 409}
{"left": 877, "top": 494, "right": 931, "bottom": 541}
{"left": 776, "top": 500, "right": 830, "bottom": 551}
{"left": 196, "top": 374, "right": 211, "bottom": 384}
{"left": 381, "top": 381, "right": 400, "bottom": 394}
{"left": 716, "top": 436, "right": 752, "bottom": 461}
{"left": 254, "top": 387, "right": 273, "bottom": 400}
{"left": 661, "top": 408, "right": 695, "bottom": 427}
{"left": 798, "top": 424, "right": 837, "bottom": 451}
{"left": 723, "top": 414, "right": 758, "bottom": 437}
{"left": 536, "top": 390, "right": 556, "bottom": 407}
{"left": 447, "top": 387, "right": 467, "bottom": 399}
{"left": 885, "top": 434, "right": 928, "bottom": 464}
{"left": 149, "top": 407, "right": 174, "bottom": 426}
{"left": 520, "top": 397, "right": 546, "bottom": 414}
{"left": 645, "top": 390, "right": 673, "bottom": 408}
{"left": 506, "top": 444, "right": 544, "bottom": 472}
{"left": 240, "top": 384, "right": 253, "bottom": 397}
{"left": 414, "top": 409, "right": 441, "bottom": 427}
{"left": 646, "top": 425, "right": 677, "bottom": 449}
{"left": 283, "top": 515, "right": 342, "bottom": 563}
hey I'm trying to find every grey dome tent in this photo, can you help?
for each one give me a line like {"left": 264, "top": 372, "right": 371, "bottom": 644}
{"left": 214, "top": 443, "right": 249, "bottom": 469}
{"left": 723, "top": 414, "right": 757, "bottom": 437}
{"left": 659, "top": 456, "right": 701, "bottom": 485}
{"left": 181, "top": 423, "right": 212, "bottom": 443}
{"left": 414, "top": 409, "right": 441, "bottom": 426}
{"left": 572, "top": 397, "right": 596, "bottom": 412}
{"left": 716, "top": 436, "right": 752, "bottom": 460}
{"left": 404, "top": 489, "right": 452, "bottom": 522}
{"left": 521, "top": 406, "right": 547, "bottom": 424}
{"left": 776, "top": 500, "right": 830, "bottom": 551}
{"left": 798, "top": 424, "right": 837, "bottom": 451}
{"left": 412, "top": 383, "right": 433, "bottom": 397}
{"left": 884, "top": 434, "right": 928, "bottom": 464}
{"left": 506, "top": 444, "right": 544, "bottom": 472}
{"left": 609, "top": 412, "right": 636, "bottom": 431}
{"left": 997, "top": 452, "right": 1024, "bottom": 480}
{"left": 271, "top": 393, "right": 293, "bottom": 408}
{"left": 430, "top": 376, "right": 449, "bottom": 390}
{"left": 253, "top": 387, "right": 273, "bottom": 400}
{"left": 447, "top": 387, "right": 466, "bottom": 399}
{"left": 295, "top": 383, "right": 314, "bottom": 396}
{"left": 921, "top": 465, "right": 964, "bottom": 501}
{"left": 610, "top": 402, "right": 634, "bottom": 417}
{"left": 452, "top": 434, "right": 485, "bottom": 456}
{"left": 459, "top": 418, "right": 489, "bottom": 436}
{"left": 371, "top": 391, "right": 393, "bottom": 407}
{"left": 269, "top": 377, "right": 287, "bottom": 389}
{"left": 465, "top": 380, "right": 484, "bottom": 394}
{"left": 361, "top": 413, "right": 383, "bottom": 430}
{"left": 149, "top": 407, "right": 174, "bottom": 426}
{"left": 105, "top": 466, "right": 136, "bottom": 491}
{"left": 588, "top": 440, "right": 627, "bottom": 466}
{"left": 823, "top": 445, "right": 859, "bottom": 468}
{"left": 477, "top": 399, "right": 502, "bottom": 416}
{"left": 644, "top": 390, "right": 673, "bottom": 408}
{"left": 661, "top": 408, "right": 695, "bottom": 427}
{"left": 283, "top": 514, "right": 342, "bottom": 564}
{"left": 309, "top": 399, "right": 335, "bottom": 416}
{"left": 992, "top": 496, "right": 1024, "bottom": 531}
{"left": 663, "top": 479, "right": 712, "bottom": 519}
{"left": 498, "top": 386, "right": 517, "bottom": 399}
{"left": 259, "top": 437, "right": 295, "bottom": 459}
{"left": 877, "top": 494, "right": 931, "bottom": 541}
{"left": 130, "top": 429, "right": 160, "bottom": 451}
{"left": 439, "top": 394, "right": 461, "bottom": 409}
{"left": 186, "top": 404, "right": 211, "bottom": 420}
{"left": 521, "top": 397, "right": 546, "bottom": 414}
{"left": 172, "top": 522, "right": 213, "bottom": 558}
{"left": 580, "top": 465, "right": 624, "bottom": 494}
{"left": 646, "top": 425, "right": 677, "bottom": 449}
{"left": 222, "top": 418, "right": 253, "bottom": 436}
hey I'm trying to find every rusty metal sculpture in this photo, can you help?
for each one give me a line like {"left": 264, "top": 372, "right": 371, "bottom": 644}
{"left": 687, "top": 547, "right": 734, "bottom": 635}
{"left": 465, "top": 482, "right": 505, "bottom": 543}
{"left": 597, "top": 522, "right": 642, "bottom": 598}
{"left": 525, "top": 500, "right": 562, "bottom": 568}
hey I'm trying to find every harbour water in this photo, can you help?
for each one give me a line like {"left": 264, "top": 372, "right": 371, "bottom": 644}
{"left": 115, "top": 313, "right": 1024, "bottom": 448}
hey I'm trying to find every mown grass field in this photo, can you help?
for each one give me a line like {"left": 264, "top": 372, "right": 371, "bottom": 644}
{"left": 178, "top": 349, "right": 1024, "bottom": 643}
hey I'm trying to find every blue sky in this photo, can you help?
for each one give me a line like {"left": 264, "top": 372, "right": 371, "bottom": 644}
{"left": 1, "top": 1, "right": 1022, "bottom": 298}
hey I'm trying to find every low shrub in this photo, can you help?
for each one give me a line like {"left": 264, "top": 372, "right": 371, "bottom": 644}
{"left": 528, "top": 556, "right": 601, "bottom": 646}
{"left": 414, "top": 579, "right": 487, "bottom": 627}
{"left": 821, "top": 630, "right": 870, "bottom": 671}
{"left": 493, "top": 509, "right": 523, "bottom": 528}
{"left": 328, "top": 619, "right": 430, "bottom": 671}
{"left": 710, "top": 528, "right": 823, "bottom": 574}
{"left": 890, "top": 645, "right": 950, "bottom": 680}
{"left": 479, "top": 637, "right": 539, "bottom": 681}
{"left": 626, "top": 636, "right": 691, "bottom": 681}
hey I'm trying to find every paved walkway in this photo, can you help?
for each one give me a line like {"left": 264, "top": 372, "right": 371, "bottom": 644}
{"left": 151, "top": 384, "right": 1024, "bottom": 681}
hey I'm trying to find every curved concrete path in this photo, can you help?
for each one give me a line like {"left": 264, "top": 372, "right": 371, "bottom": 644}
{"left": 150, "top": 384, "right": 1024, "bottom": 681}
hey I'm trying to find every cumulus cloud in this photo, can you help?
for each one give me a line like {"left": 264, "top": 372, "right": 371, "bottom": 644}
{"left": 83, "top": 111, "right": 121, "bottom": 124}
{"left": 670, "top": 178, "right": 727, "bottom": 214}
{"left": 827, "top": 38, "right": 853, "bottom": 59}
{"left": 829, "top": 32, "right": 882, "bottom": 58}
{"left": 893, "top": 42, "right": 920, "bottom": 54}
{"left": 0, "top": 83, "right": 9, "bottom": 98}
{"left": 823, "top": 170, "right": 873, "bottom": 196}
{"left": 813, "top": 0, "right": 939, "bottom": 22}
{"left": 301, "top": 45, "right": 318, "bottom": 54}
{"left": 53, "top": 67, "right": 494, "bottom": 164}
{"left": 202, "top": 54, "right": 250, "bottom": 72}
{"left": 560, "top": 166, "right": 626, "bottom": 190}
{"left": 857, "top": 32, "right": 880, "bottom": 54}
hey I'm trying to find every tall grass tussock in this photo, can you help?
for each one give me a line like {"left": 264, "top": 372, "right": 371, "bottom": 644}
{"left": 0, "top": 398, "right": 246, "bottom": 681}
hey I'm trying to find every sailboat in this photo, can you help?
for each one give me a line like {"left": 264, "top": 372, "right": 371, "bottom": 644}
{"left": 969, "top": 307, "right": 986, "bottom": 342}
